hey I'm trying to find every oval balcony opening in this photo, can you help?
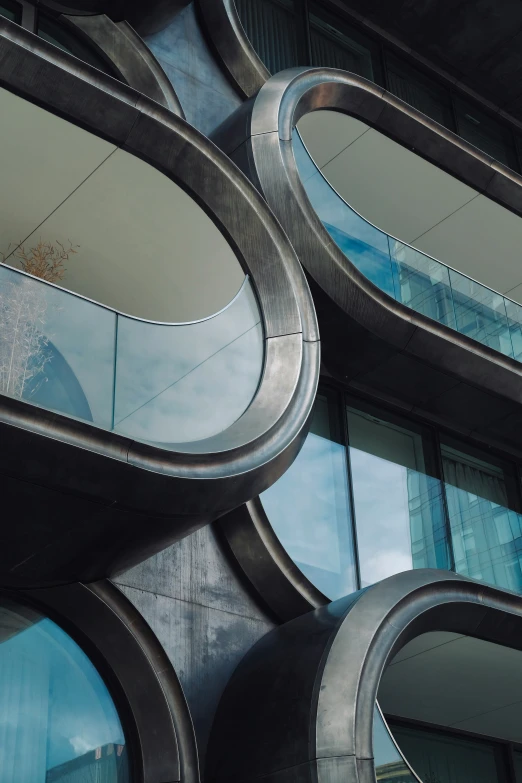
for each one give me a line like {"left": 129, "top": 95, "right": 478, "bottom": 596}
{"left": 376, "top": 631, "right": 522, "bottom": 783}
{"left": 0, "top": 86, "right": 263, "bottom": 445}
{"left": 296, "top": 110, "right": 522, "bottom": 362}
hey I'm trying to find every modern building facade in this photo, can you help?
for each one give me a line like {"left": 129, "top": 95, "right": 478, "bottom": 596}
{"left": 1, "top": 1, "right": 522, "bottom": 782}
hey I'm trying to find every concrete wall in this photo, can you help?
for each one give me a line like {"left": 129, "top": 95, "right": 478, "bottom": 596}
{"left": 114, "top": 524, "right": 275, "bottom": 773}
{"left": 144, "top": 3, "right": 242, "bottom": 135}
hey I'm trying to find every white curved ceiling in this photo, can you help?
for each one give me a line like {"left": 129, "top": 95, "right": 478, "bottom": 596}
{"left": 0, "top": 87, "right": 244, "bottom": 322}
{"left": 379, "top": 631, "right": 522, "bottom": 744}
{"left": 298, "top": 110, "right": 522, "bottom": 305}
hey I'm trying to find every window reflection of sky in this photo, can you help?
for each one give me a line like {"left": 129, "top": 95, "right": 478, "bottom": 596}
{"left": 350, "top": 448, "right": 414, "bottom": 587}
{"left": 261, "top": 432, "right": 357, "bottom": 599}
{"left": 0, "top": 613, "right": 125, "bottom": 778}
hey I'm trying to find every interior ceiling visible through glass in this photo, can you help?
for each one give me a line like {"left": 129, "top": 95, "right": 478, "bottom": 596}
{"left": 377, "top": 631, "right": 522, "bottom": 783}
{"left": 296, "top": 111, "right": 522, "bottom": 307}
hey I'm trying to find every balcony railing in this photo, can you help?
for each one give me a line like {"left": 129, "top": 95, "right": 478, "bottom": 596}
{"left": 0, "top": 263, "right": 263, "bottom": 446}
{"left": 294, "top": 131, "right": 522, "bottom": 362}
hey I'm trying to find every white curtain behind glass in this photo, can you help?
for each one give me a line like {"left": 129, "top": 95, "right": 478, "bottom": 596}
{"left": 442, "top": 446, "right": 522, "bottom": 593}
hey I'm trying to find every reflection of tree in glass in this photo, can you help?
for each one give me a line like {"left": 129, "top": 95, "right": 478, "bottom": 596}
{"left": 0, "top": 240, "right": 78, "bottom": 399}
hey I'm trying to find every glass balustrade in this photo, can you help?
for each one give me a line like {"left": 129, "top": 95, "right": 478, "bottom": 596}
{"left": 0, "top": 263, "right": 263, "bottom": 446}
{"left": 293, "top": 130, "right": 522, "bottom": 362}
{"left": 374, "top": 705, "right": 419, "bottom": 783}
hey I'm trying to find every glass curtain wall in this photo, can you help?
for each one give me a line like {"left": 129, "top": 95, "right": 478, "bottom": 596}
{"left": 261, "top": 391, "right": 357, "bottom": 598}
{"left": 0, "top": 0, "right": 21, "bottom": 22}
{"left": 347, "top": 405, "right": 449, "bottom": 587}
{"left": 262, "top": 386, "right": 522, "bottom": 599}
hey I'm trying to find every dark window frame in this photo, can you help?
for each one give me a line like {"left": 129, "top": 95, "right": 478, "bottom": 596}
{"left": 315, "top": 375, "right": 522, "bottom": 593}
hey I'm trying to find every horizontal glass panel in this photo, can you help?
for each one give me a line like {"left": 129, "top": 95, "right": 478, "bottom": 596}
{"left": 0, "top": 263, "right": 263, "bottom": 446}
{"left": 261, "top": 393, "right": 357, "bottom": 600}
{"left": 0, "top": 597, "right": 128, "bottom": 782}
{"left": 295, "top": 127, "right": 522, "bottom": 362}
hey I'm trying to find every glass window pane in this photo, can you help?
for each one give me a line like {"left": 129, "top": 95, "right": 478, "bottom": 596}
{"left": 261, "top": 391, "right": 357, "bottom": 600}
{"left": 441, "top": 437, "right": 522, "bottom": 593}
{"left": 235, "top": 0, "right": 299, "bottom": 73}
{"left": 309, "top": 3, "right": 382, "bottom": 83}
{"left": 0, "top": 598, "right": 129, "bottom": 782}
{"left": 385, "top": 53, "right": 454, "bottom": 130}
{"left": 0, "top": 0, "right": 21, "bottom": 23}
{"left": 37, "top": 14, "right": 118, "bottom": 78}
{"left": 455, "top": 98, "right": 518, "bottom": 171}
{"left": 390, "top": 723, "right": 506, "bottom": 783}
{"left": 348, "top": 402, "right": 449, "bottom": 587}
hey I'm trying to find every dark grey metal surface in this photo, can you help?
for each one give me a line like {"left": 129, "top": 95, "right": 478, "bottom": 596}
{"left": 218, "top": 499, "right": 327, "bottom": 622}
{"left": 212, "top": 67, "right": 522, "bottom": 461}
{"left": 0, "top": 21, "right": 320, "bottom": 587}
{"left": 196, "top": 0, "right": 269, "bottom": 98}
{"left": 61, "top": 13, "right": 184, "bottom": 113}
{"left": 116, "top": 521, "right": 277, "bottom": 773}
{"left": 207, "top": 569, "right": 522, "bottom": 783}
{"left": 19, "top": 579, "right": 199, "bottom": 783}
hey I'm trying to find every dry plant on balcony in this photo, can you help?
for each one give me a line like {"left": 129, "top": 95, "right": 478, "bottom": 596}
{"left": 0, "top": 239, "right": 79, "bottom": 400}
{"left": 11, "top": 238, "right": 79, "bottom": 283}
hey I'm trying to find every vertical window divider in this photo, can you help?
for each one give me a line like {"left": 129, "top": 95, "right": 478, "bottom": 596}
{"left": 21, "top": 0, "right": 36, "bottom": 34}
{"left": 505, "top": 741, "right": 518, "bottom": 783}
{"left": 432, "top": 427, "right": 456, "bottom": 573}
{"left": 297, "top": 0, "right": 312, "bottom": 67}
{"left": 340, "top": 389, "right": 363, "bottom": 591}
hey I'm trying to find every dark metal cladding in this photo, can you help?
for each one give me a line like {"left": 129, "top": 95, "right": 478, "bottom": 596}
{"left": 0, "top": 21, "right": 319, "bottom": 588}
{"left": 218, "top": 498, "right": 328, "bottom": 622}
{"left": 207, "top": 569, "right": 522, "bottom": 783}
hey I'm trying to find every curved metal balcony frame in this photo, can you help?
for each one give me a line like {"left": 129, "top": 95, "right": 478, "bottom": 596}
{"left": 212, "top": 67, "right": 522, "bottom": 459}
{"left": 207, "top": 569, "right": 522, "bottom": 783}
{"left": 0, "top": 22, "right": 319, "bottom": 588}
{"left": 16, "top": 579, "right": 199, "bottom": 783}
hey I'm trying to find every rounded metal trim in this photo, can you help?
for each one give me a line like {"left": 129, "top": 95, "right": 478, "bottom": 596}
{"left": 0, "top": 22, "right": 320, "bottom": 515}
{"left": 60, "top": 13, "right": 185, "bottom": 115}
{"left": 196, "top": 0, "right": 269, "bottom": 99}
{"left": 207, "top": 569, "right": 522, "bottom": 783}
{"left": 16, "top": 579, "right": 199, "bottom": 783}
{"left": 218, "top": 498, "right": 328, "bottom": 622}
{"left": 213, "top": 67, "right": 522, "bottom": 408}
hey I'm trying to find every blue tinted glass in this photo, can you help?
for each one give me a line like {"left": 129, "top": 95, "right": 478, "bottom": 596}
{"left": 441, "top": 441, "right": 522, "bottom": 594}
{"left": 0, "top": 265, "right": 263, "bottom": 447}
{"left": 0, "top": 600, "right": 128, "bottom": 782}
{"left": 374, "top": 707, "right": 417, "bottom": 783}
{"left": 294, "top": 126, "right": 522, "bottom": 364}
{"left": 261, "top": 394, "right": 357, "bottom": 600}
{"left": 348, "top": 406, "right": 449, "bottom": 588}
